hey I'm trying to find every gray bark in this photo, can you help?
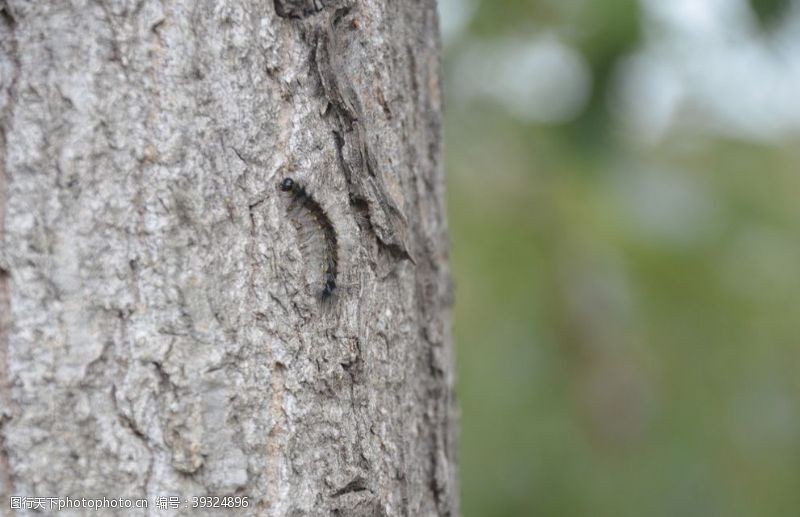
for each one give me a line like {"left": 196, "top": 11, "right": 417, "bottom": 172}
{"left": 0, "top": 0, "right": 456, "bottom": 515}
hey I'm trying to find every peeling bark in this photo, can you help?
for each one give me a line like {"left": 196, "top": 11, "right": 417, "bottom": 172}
{"left": 0, "top": 0, "right": 456, "bottom": 515}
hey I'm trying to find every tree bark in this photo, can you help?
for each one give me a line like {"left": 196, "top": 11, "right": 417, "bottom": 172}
{"left": 0, "top": 0, "right": 456, "bottom": 515}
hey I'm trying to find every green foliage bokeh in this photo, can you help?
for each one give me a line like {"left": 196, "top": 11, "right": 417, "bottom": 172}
{"left": 445, "top": 1, "right": 800, "bottom": 515}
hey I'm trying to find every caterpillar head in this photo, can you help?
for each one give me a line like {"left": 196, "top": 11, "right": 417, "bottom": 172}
{"left": 279, "top": 177, "right": 295, "bottom": 192}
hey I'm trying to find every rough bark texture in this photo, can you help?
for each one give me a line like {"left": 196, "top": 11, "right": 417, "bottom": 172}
{"left": 0, "top": 0, "right": 456, "bottom": 515}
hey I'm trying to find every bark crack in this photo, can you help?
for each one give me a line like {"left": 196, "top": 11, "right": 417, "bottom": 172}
{"left": 110, "top": 383, "right": 156, "bottom": 507}
{"left": 330, "top": 475, "right": 368, "bottom": 497}
{"left": 311, "top": 12, "right": 414, "bottom": 263}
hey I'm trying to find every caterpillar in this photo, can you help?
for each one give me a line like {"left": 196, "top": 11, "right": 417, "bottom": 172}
{"left": 279, "top": 177, "right": 338, "bottom": 304}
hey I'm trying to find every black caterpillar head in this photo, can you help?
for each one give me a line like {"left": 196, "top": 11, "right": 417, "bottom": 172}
{"left": 279, "top": 177, "right": 295, "bottom": 192}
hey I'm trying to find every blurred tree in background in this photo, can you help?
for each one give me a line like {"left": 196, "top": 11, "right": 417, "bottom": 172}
{"left": 441, "top": 0, "right": 800, "bottom": 515}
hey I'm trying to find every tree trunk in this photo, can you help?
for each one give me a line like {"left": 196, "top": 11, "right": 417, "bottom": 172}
{"left": 0, "top": 0, "right": 456, "bottom": 515}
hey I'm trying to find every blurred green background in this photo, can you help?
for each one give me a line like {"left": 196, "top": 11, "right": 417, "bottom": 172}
{"left": 439, "top": 0, "right": 800, "bottom": 515}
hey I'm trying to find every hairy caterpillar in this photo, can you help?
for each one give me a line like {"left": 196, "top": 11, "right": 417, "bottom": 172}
{"left": 279, "top": 177, "right": 338, "bottom": 304}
